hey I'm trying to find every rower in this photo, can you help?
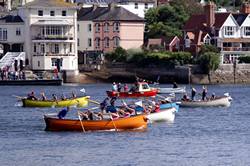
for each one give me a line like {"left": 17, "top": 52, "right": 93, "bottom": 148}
{"left": 72, "top": 91, "right": 77, "bottom": 98}
{"left": 40, "top": 92, "right": 47, "bottom": 101}
{"left": 100, "top": 97, "right": 109, "bottom": 113}
{"left": 58, "top": 107, "right": 70, "bottom": 119}
{"left": 173, "top": 82, "right": 178, "bottom": 88}
{"left": 112, "top": 82, "right": 118, "bottom": 91}
{"left": 52, "top": 94, "right": 57, "bottom": 101}
{"left": 27, "top": 91, "right": 38, "bottom": 100}
{"left": 61, "top": 94, "right": 66, "bottom": 100}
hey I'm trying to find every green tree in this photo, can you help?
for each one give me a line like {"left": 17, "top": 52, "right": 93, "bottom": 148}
{"left": 199, "top": 52, "right": 220, "bottom": 83}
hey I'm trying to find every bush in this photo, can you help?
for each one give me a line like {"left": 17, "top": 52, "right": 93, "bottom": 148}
{"left": 238, "top": 56, "right": 250, "bottom": 63}
{"left": 198, "top": 52, "right": 220, "bottom": 74}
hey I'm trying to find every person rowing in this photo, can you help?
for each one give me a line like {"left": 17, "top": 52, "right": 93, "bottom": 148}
{"left": 191, "top": 87, "right": 196, "bottom": 101}
{"left": 202, "top": 86, "right": 207, "bottom": 101}
{"left": 40, "top": 92, "right": 47, "bottom": 101}
{"left": 27, "top": 91, "right": 38, "bottom": 100}
{"left": 52, "top": 94, "right": 57, "bottom": 101}
{"left": 100, "top": 97, "right": 109, "bottom": 113}
{"left": 58, "top": 107, "right": 70, "bottom": 119}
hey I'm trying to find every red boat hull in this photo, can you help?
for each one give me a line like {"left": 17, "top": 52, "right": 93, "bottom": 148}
{"left": 106, "top": 89, "right": 158, "bottom": 98}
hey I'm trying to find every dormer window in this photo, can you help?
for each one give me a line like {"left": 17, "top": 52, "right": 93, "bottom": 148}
{"left": 38, "top": 10, "right": 43, "bottom": 16}
{"left": 145, "top": 3, "right": 148, "bottom": 9}
{"left": 244, "top": 27, "right": 250, "bottom": 36}
{"left": 224, "top": 26, "right": 235, "bottom": 36}
{"left": 204, "top": 35, "right": 211, "bottom": 45}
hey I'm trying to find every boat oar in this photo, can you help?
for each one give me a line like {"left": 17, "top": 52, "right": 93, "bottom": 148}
{"left": 109, "top": 113, "right": 117, "bottom": 132}
{"left": 89, "top": 99, "right": 100, "bottom": 105}
{"left": 77, "top": 110, "right": 86, "bottom": 133}
{"left": 12, "top": 95, "right": 25, "bottom": 99}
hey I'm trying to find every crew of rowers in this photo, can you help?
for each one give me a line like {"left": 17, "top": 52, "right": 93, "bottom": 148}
{"left": 75, "top": 97, "right": 164, "bottom": 121}
{"left": 181, "top": 86, "right": 216, "bottom": 101}
{"left": 27, "top": 91, "right": 77, "bottom": 101}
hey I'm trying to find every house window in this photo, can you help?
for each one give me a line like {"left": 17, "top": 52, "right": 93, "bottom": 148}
{"left": 244, "top": 27, "right": 250, "bottom": 36}
{"left": 69, "top": 43, "right": 72, "bottom": 53}
{"left": 104, "top": 22, "right": 109, "bottom": 32}
{"left": 16, "top": 27, "right": 21, "bottom": 36}
{"left": 145, "top": 3, "right": 148, "bottom": 9}
{"left": 51, "top": 58, "right": 57, "bottom": 66}
{"left": 38, "top": 61, "right": 40, "bottom": 67}
{"left": 95, "top": 23, "right": 100, "bottom": 32}
{"left": 185, "top": 39, "right": 190, "bottom": 48}
{"left": 77, "top": 38, "right": 79, "bottom": 46}
{"left": 224, "top": 26, "right": 234, "bottom": 36}
{"left": 55, "top": 44, "right": 59, "bottom": 53}
{"left": 95, "top": 38, "right": 100, "bottom": 48}
{"left": 88, "top": 24, "right": 92, "bottom": 32}
{"left": 113, "top": 37, "right": 120, "bottom": 47}
{"left": 41, "top": 44, "right": 45, "bottom": 54}
{"left": 33, "top": 44, "right": 36, "bottom": 53}
{"left": 113, "top": 22, "right": 120, "bottom": 32}
{"left": 1, "top": 28, "right": 7, "bottom": 41}
{"left": 88, "top": 38, "right": 92, "bottom": 47}
{"left": 38, "top": 10, "right": 43, "bottom": 16}
{"left": 135, "top": 3, "right": 138, "bottom": 9}
{"left": 77, "top": 24, "right": 79, "bottom": 32}
{"left": 50, "top": 11, "right": 55, "bottom": 16}
{"left": 62, "top": 10, "right": 67, "bottom": 16}
{"left": 104, "top": 37, "right": 109, "bottom": 48}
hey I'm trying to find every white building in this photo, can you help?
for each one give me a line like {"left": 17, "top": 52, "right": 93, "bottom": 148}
{"left": 0, "top": 15, "right": 24, "bottom": 55}
{"left": 17, "top": 0, "right": 79, "bottom": 75}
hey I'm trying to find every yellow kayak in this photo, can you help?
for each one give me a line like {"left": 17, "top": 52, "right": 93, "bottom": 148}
{"left": 22, "top": 96, "right": 90, "bottom": 107}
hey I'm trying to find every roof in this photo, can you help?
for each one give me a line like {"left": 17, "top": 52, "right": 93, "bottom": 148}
{"left": 0, "top": 15, "right": 24, "bottom": 23}
{"left": 75, "top": 0, "right": 154, "bottom": 4}
{"left": 78, "top": 7, "right": 109, "bottom": 21}
{"left": 94, "top": 6, "right": 144, "bottom": 21}
{"left": 183, "top": 13, "right": 230, "bottom": 30}
{"left": 23, "top": 0, "right": 77, "bottom": 8}
{"left": 232, "top": 13, "right": 248, "bottom": 26}
{"left": 32, "top": 20, "right": 73, "bottom": 25}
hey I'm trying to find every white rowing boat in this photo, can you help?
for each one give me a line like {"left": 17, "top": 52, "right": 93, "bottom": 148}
{"left": 179, "top": 96, "right": 232, "bottom": 107}
{"left": 158, "top": 87, "right": 186, "bottom": 94}
{"left": 146, "top": 107, "right": 177, "bottom": 123}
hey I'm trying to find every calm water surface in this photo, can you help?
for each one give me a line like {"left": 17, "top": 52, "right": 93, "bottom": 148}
{"left": 0, "top": 84, "right": 250, "bottom": 166}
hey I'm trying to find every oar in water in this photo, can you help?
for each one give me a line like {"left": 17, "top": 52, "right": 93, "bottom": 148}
{"left": 89, "top": 99, "right": 100, "bottom": 105}
{"left": 109, "top": 112, "right": 117, "bottom": 132}
{"left": 77, "top": 110, "right": 86, "bottom": 133}
{"left": 12, "top": 95, "right": 25, "bottom": 99}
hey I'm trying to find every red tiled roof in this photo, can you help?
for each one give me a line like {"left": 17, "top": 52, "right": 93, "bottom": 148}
{"left": 183, "top": 13, "right": 230, "bottom": 30}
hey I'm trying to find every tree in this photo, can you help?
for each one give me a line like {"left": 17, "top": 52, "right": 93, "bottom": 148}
{"left": 145, "top": 1, "right": 203, "bottom": 39}
{"left": 199, "top": 52, "right": 220, "bottom": 83}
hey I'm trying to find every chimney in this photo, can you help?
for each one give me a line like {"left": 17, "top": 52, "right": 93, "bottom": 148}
{"left": 204, "top": 1, "right": 216, "bottom": 27}
{"left": 241, "top": 3, "right": 250, "bottom": 14}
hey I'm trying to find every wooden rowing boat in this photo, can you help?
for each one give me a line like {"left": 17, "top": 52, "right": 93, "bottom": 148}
{"left": 22, "top": 96, "right": 89, "bottom": 107}
{"left": 147, "top": 107, "right": 177, "bottom": 123}
{"left": 44, "top": 114, "right": 147, "bottom": 132}
{"left": 179, "top": 96, "right": 231, "bottom": 107}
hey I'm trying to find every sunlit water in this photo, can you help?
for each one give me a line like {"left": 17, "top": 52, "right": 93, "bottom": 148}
{"left": 0, "top": 84, "right": 250, "bottom": 166}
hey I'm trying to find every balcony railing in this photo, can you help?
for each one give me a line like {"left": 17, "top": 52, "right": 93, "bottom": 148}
{"left": 221, "top": 47, "right": 250, "bottom": 52}
{"left": 32, "top": 35, "right": 74, "bottom": 41}
{"left": 33, "top": 53, "right": 75, "bottom": 56}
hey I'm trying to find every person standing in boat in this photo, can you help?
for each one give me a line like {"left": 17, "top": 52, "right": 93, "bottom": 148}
{"left": 100, "top": 97, "right": 109, "bottom": 113}
{"left": 117, "top": 83, "right": 122, "bottom": 92}
{"left": 202, "top": 86, "right": 207, "bottom": 101}
{"left": 112, "top": 82, "right": 118, "bottom": 91}
{"left": 191, "top": 87, "right": 196, "bottom": 101}
{"left": 58, "top": 107, "right": 70, "bottom": 119}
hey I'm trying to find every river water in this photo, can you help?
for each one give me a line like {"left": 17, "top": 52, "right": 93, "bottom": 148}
{"left": 0, "top": 84, "right": 249, "bottom": 166}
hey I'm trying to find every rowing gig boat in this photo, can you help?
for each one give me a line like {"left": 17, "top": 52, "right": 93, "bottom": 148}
{"left": 179, "top": 96, "right": 232, "bottom": 107}
{"left": 22, "top": 96, "right": 89, "bottom": 107}
{"left": 44, "top": 114, "right": 147, "bottom": 132}
{"left": 147, "top": 107, "right": 177, "bottom": 123}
